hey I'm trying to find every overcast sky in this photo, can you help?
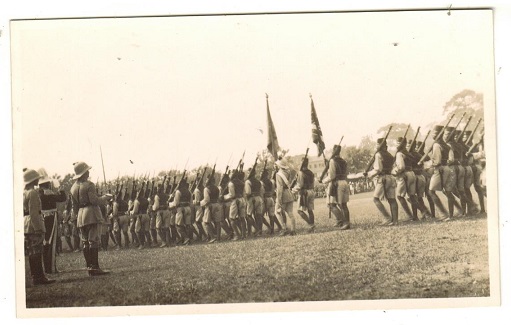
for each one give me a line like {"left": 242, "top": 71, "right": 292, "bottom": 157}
{"left": 11, "top": 9, "right": 494, "bottom": 180}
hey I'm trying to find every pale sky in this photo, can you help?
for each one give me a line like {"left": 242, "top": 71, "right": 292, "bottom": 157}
{"left": 11, "top": 9, "right": 494, "bottom": 180}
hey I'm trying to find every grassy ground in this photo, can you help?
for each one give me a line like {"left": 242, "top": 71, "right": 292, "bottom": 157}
{"left": 24, "top": 191, "right": 489, "bottom": 307}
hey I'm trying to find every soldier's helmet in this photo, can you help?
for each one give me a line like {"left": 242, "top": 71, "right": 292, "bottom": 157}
{"left": 37, "top": 168, "right": 51, "bottom": 186}
{"left": 332, "top": 145, "right": 341, "bottom": 156}
{"left": 443, "top": 126, "right": 455, "bottom": 140}
{"left": 300, "top": 157, "right": 309, "bottom": 170}
{"left": 73, "top": 162, "right": 92, "bottom": 180}
{"left": 376, "top": 137, "right": 387, "bottom": 148}
{"left": 206, "top": 173, "right": 216, "bottom": 186}
{"left": 23, "top": 168, "right": 41, "bottom": 186}
{"left": 396, "top": 137, "right": 407, "bottom": 150}
{"left": 463, "top": 130, "right": 472, "bottom": 142}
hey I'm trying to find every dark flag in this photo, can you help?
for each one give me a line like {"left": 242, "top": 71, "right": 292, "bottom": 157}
{"left": 266, "top": 94, "right": 281, "bottom": 160}
{"left": 310, "top": 95, "right": 326, "bottom": 157}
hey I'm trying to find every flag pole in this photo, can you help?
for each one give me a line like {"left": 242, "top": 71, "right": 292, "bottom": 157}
{"left": 100, "top": 145, "right": 107, "bottom": 185}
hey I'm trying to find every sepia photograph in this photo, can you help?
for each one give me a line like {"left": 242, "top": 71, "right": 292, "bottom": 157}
{"left": 4, "top": 1, "right": 509, "bottom": 322}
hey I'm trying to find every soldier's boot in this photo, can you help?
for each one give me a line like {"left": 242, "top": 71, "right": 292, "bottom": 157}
{"left": 408, "top": 195, "right": 420, "bottom": 221}
{"left": 307, "top": 209, "right": 316, "bottom": 232}
{"left": 340, "top": 204, "right": 351, "bottom": 230}
{"left": 109, "top": 231, "right": 117, "bottom": 247}
{"left": 114, "top": 232, "right": 122, "bottom": 250}
{"left": 145, "top": 231, "right": 153, "bottom": 246}
{"left": 82, "top": 245, "right": 92, "bottom": 270}
{"left": 389, "top": 198, "right": 399, "bottom": 225}
{"left": 164, "top": 228, "right": 172, "bottom": 246}
{"left": 158, "top": 229, "right": 167, "bottom": 248}
{"left": 188, "top": 225, "right": 198, "bottom": 242}
{"left": 464, "top": 190, "right": 478, "bottom": 215}
{"left": 88, "top": 247, "right": 110, "bottom": 276}
{"left": 130, "top": 230, "right": 140, "bottom": 247}
{"left": 29, "top": 253, "right": 55, "bottom": 285}
{"left": 231, "top": 220, "right": 241, "bottom": 240}
{"left": 100, "top": 234, "right": 108, "bottom": 251}
{"left": 397, "top": 196, "right": 413, "bottom": 222}
{"left": 373, "top": 197, "right": 392, "bottom": 225}
{"left": 221, "top": 221, "right": 233, "bottom": 239}
{"left": 329, "top": 204, "right": 343, "bottom": 227}
{"left": 65, "top": 236, "right": 74, "bottom": 252}
{"left": 261, "top": 215, "right": 272, "bottom": 233}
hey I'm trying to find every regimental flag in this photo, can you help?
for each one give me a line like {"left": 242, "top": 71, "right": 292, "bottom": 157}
{"left": 310, "top": 95, "right": 326, "bottom": 157}
{"left": 266, "top": 94, "right": 281, "bottom": 160}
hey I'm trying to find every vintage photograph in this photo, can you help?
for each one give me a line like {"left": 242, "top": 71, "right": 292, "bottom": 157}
{"left": 10, "top": 8, "right": 499, "bottom": 317}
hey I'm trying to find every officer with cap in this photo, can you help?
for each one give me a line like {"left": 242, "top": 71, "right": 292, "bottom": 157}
{"left": 70, "top": 162, "right": 110, "bottom": 276}
{"left": 23, "top": 168, "right": 56, "bottom": 285}
{"left": 321, "top": 145, "right": 351, "bottom": 229}
{"left": 37, "top": 168, "right": 67, "bottom": 273}
{"left": 366, "top": 138, "right": 399, "bottom": 226}
{"left": 274, "top": 158, "right": 297, "bottom": 235}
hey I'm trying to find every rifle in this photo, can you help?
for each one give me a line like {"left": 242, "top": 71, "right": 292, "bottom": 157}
{"left": 456, "top": 116, "right": 473, "bottom": 143}
{"left": 416, "top": 130, "right": 430, "bottom": 154}
{"left": 409, "top": 126, "right": 421, "bottom": 152}
{"left": 260, "top": 159, "right": 268, "bottom": 178}
{"left": 464, "top": 118, "right": 483, "bottom": 146}
{"left": 364, "top": 126, "right": 393, "bottom": 175}
{"left": 236, "top": 150, "right": 246, "bottom": 172}
{"left": 246, "top": 156, "right": 259, "bottom": 180}
{"left": 466, "top": 132, "right": 485, "bottom": 156}
{"left": 291, "top": 148, "right": 309, "bottom": 189}
{"left": 319, "top": 136, "right": 344, "bottom": 183}
{"left": 418, "top": 114, "right": 456, "bottom": 165}
{"left": 401, "top": 124, "right": 411, "bottom": 142}
{"left": 445, "top": 112, "right": 467, "bottom": 143}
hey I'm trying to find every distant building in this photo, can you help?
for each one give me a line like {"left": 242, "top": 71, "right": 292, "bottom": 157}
{"left": 288, "top": 149, "right": 332, "bottom": 180}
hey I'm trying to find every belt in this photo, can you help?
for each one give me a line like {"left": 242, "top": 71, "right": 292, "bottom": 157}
{"left": 79, "top": 203, "right": 92, "bottom": 208}
{"left": 41, "top": 209, "right": 57, "bottom": 217}
{"left": 209, "top": 199, "right": 218, "bottom": 204}
{"left": 178, "top": 203, "right": 190, "bottom": 207}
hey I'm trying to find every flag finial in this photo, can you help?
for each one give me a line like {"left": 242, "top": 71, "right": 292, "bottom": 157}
{"left": 265, "top": 93, "right": 268, "bottom": 99}
{"left": 309, "top": 93, "right": 312, "bottom": 99}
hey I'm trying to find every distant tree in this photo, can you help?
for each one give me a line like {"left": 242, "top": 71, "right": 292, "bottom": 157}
{"left": 342, "top": 136, "right": 376, "bottom": 173}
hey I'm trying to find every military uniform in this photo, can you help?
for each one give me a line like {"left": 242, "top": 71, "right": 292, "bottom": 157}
{"left": 261, "top": 170, "right": 281, "bottom": 234}
{"left": 367, "top": 138, "right": 398, "bottom": 226}
{"left": 70, "top": 162, "right": 110, "bottom": 276}
{"left": 201, "top": 173, "right": 224, "bottom": 243}
{"left": 169, "top": 180, "right": 192, "bottom": 245}
{"left": 245, "top": 172, "right": 264, "bottom": 236}
{"left": 23, "top": 168, "right": 55, "bottom": 285}
{"left": 223, "top": 171, "right": 247, "bottom": 239}
{"left": 192, "top": 183, "right": 208, "bottom": 242}
{"left": 154, "top": 186, "right": 172, "bottom": 247}
{"left": 393, "top": 138, "right": 417, "bottom": 222}
{"left": 112, "top": 193, "right": 131, "bottom": 249}
{"left": 292, "top": 158, "right": 316, "bottom": 231}
{"left": 407, "top": 140, "right": 432, "bottom": 219}
{"left": 132, "top": 191, "right": 151, "bottom": 249}
{"left": 323, "top": 145, "right": 350, "bottom": 229}
{"left": 274, "top": 159, "right": 296, "bottom": 235}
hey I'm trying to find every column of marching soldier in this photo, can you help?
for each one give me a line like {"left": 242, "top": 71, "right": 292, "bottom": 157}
{"left": 22, "top": 115, "right": 486, "bottom": 285}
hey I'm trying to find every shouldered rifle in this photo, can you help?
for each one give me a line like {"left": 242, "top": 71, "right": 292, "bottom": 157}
{"left": 409, "top": 126, "right": 421, "bottom": 152}
{"left": 246, "top": 156, "right": 259, "bottom": 180}
{"left": 416, "top": 130, "right": 430, "bottom": 153}
{"left": 236, "top": 150, "right": 246, "bottom": 172}
{"left": 261, "top": 159, "right": 268, "bottom": 178}
{"left": 418, "top": 114, "right": 456, "bottom": 165}
{"left": 455, "top": 115, "right": 473, "bottom": 143}
{"left": 364, "top": 126, "right": 393, "bottom": 175}
{"left": 291, "top": 148, "right": 309, "bottom": 188}
{"left": 464, "top": 118, "right": 482, "bottom": 146}
{"left": 319, "top": 136, "right": 344, "bottom": 183}
{"left": 402, "top": 124, "right": 411, "bottom": 140}
{"left": 466, "top": 132, "right": 484, "bottom": 155}
{"left": 445, "top": 112, "right": 467, "bottom": 143}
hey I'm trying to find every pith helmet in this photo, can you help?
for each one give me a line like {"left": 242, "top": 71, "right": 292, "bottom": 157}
{"left": 377, "top": 138, "right": 386, "bottom": 145}
{"left": 433, "top": 125, "right": 443, "bottom": 133}
{"left": 73, "top": 161, "right": 92, "bottom": 180}
{"left": 332, "top": 145, "right": 341, "bottom": 155}
{"left": 396, "top": 137, "right": 406, "bottom": 146}
{"left": 23, "top": 168, "right": 41, "bottom": 185}
{"left": 275, "top": 159, "right": 289, "bottom": 170}
{"left": 37, "top": 168, "right": 51, "bottom": 185}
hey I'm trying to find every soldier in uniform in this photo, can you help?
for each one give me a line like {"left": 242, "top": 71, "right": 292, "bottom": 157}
{"left": 192, "top": 174, "right": 209, "bottom": 242}
{"left": 415, "top": 141, "right": 436, "bottom": 219}
{"left": 112, "top": 185, "right": 131, "bottom": 249}
{"left": 461, "top": 131, "right": 479, "bottom": 215}
{"left": 446, "top": 128, "right": 467, "bottom": 218}
{"left": 261, "top": 168, "right": 282, "bottom": 234}
{"left": 427, "top": 125, "right": 454, "bottom": 221}
{"left": 366, "top": 138, "right": 399, "bottom": 226}
{"left": 61, "top": 196, "right": 76, "bottom": 252}
{"left": 292, "top": 157, "right": 316, "bottom": 232}
{"left": 464, "top": 131, "right": 486, "bottom": 214}
{"left": 146, "top": 182, "right": 159, "bottom": 247}
{"left": 218, "top": 172, "right": 236, "bottom": 239}
{"left": 131, "top": 184, "right": 151, "bottom": 249}
{"left": 127, "top": 187, "right": 140, "bottom": 248}
{"left": 442, "top": 126, "right": 462, "bottom": 220}
{"left": 321, "top": 145, "right": 350, "bottom": 230}
{"left": 274, "top": 158, "right": 297, "bottom": 235}
{"left": 245, "top": 167, "right": 265, "bottom": 237}
{"left": 406, "top": 140, "right": 432, "bottom": 219}
{"left": 23, "top": 168, "right": 56, "bottom": 285}
{"left": 169, "top": 177, "right": 193, "bottom": 245}
{"left": 223, "top": 170, "right": 247, "bottom": 239}
{"left": 154, "top": 180, "right": 172, "bottom": 247}
{"left": 201, "top": 170, "right": 224, "bottom": 243}
{"left": 37, "top": 169, "right": 67, "bottom": 273}
{"left": 392, "top": 137, "right": 418, "bottom": 222}
{"left": 70, "top": 162, "right": 110, "bottom": 276}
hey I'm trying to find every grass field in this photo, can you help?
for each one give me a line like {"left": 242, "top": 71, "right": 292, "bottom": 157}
{"left": 24, "top": 191, "right": 490, "bottom": 307}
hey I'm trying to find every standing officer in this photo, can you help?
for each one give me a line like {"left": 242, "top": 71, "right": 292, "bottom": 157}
{"left": 274, "top": 158, "right": 297, "bottom": 235}
{"left": 23, "top": 168, "right": 56, "bottom": 285}
{"left": 321, "top": 145, "right": 351, "bottom": 230}
{"left": 37, "top": 169, "right": 67, "bottom": 273}
{"left": 292, "top": 157, "right": 316, "bottom": 232}
{"left": 70, "top": 162, "right": 110, "bottom": 276}
{"left": 365, "top": 138, "right": 399, "bottom": 226}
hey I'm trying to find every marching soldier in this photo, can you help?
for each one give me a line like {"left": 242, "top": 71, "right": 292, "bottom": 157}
{"left": 223, "top": 170, "right": 246, "bottom": 239}
{"left": 131, "top": 184, "right": 151, "bottom": 249}
{"left": 446, "top": 129, "right": 467, "bottom": 218}
{"left": 154, "top": 180, "right": 172, "bottom": 247}
{"left": 127, "top": 187, "right": 140, "bottom": 248}
{"left": 321, "top": 145, "right": 350, "bottom": 230}
{"left": 37, "top": 169, "right": 67, "bottom": 273}
{"left": 192, "top": 174, "right": 209, "bottom": 242}
{"left": 201, "top": 170, "right": 224, "bottom": 243}
{"left": 406, "top": 140, "right": 432, "bottom": 219}
{"left": 415, "top": 141, "right": 436, "bottom": 219}
{"left": 218, "top": 171, "right": 236, "bottom": 239}
{"left": 274, "top": 158, "right": 297, "bottom": 235}
{"left": 112, "top": 185, "right": 131, "bottom": 249}
{"left": 427, "top": 125, "right": 455, "bottom": 221}
{"left": 245, "top": 167, "right": 265, "bottom": 237}
{"left": 465, "top": 131, "right": 486, "bottom": 214}
{"left": 169, "top": 177, "right": 193, "bottom": 245}
{"left": 292, "top": 157, "right": 316, "bottom": 232}
{"left": 365, "top": 138, "right": 399, "bottom": 226}
{"left": 392, "top": 137, "right": 418, "bottom": 222}
{"left": 261, "top": 168, "right": 282, "bottom": 234}
{"left": 23, "top": 168, "right": 56, "bottom": 285}
{"left": 70, "top": 162, "right": 110, "bottom": 276}
{"left": 462, "top": 131, "right": 480, "bottom": 215}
